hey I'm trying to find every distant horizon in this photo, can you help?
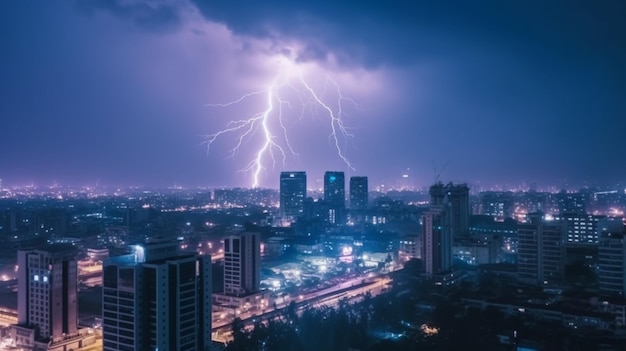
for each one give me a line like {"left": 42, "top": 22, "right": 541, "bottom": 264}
{"left": 1, "top": 175, "right": 624, "bottom": 194}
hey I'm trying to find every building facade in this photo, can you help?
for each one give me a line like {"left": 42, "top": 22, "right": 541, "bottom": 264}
{"left": 517, "top": 213, "right": 566, "bottom": 286}
{"left": 324, "top": 171, "right": 346, "bottom": 224}
{"left": 224, "top": 231, "right": 261, "bottom": 296}
{"left": 555, "top": 191, "right": 588, "bottom": 215}
{"left": 421, "top": 207, "right": 452, "bottom": 276}
{"left": 598, "top": 226, "right": 626, "bottom": 296}
{"left": 480, "top": 191, "right": 514, "bottom": 220}
{"left": 279, "top": 171, "right": 307, "bottom": 221}
{"left": 12, "top": 245, "right": 95, "bottom": 351}
{"left": 102, "top": 240, "right": 212, "bottom": 351}
{"left": 554, "top": 213, "right": 605, "bottom": 245}
{"left": 349, "top": 176, "right": 368, "bottom": 210}
{"left": 430, "top": 182, "right": 470, "bottom": 238}
{"left": 16, "top": 245, "right": 78, "bottom": 342}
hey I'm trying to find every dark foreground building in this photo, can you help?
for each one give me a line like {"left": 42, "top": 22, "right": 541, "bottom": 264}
{"left": 103, "top": 239, "right": 212, "bottom": 351}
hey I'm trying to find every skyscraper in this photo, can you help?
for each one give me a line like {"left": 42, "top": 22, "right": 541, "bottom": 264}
{"left": 430, "top": 182, "right": 470, "bottom": 238}
{"left": 224, "top": 231, "right": 261, "bottom": 296}
{"left": 517, "top": 212, "right": 566, "bottom": 286}
{"left": 349, "top": 176, "right": 368, "bottom": 210}
{"left": 421, "top": 207, "right": 452, "bottom": 276}
{"left": 102, "top": 239, "right": 212, "bottom": 351}
{"left": 12, "top": 244, "right": 93, "bottom": 350}
{"left": 324, "top": 171, "right": 345, "bottom": 224}
{"left": 280, "top": 171, "right": 307, "bottom": 220}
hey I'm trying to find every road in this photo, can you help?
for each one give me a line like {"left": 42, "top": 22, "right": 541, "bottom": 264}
{"left": 0, "top": 308, "right": 17, "bottom": 327}
{"left": 212, "top": 273, "right": 392, "bottom": 344}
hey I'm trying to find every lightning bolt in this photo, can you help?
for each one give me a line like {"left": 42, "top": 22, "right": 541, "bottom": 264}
{"left": 205, "top": 62, "right": 358, "bottom": 188}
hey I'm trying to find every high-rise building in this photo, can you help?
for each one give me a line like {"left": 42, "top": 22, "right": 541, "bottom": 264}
{"left": 421, "top": 207, "right": 452, "bottom": 276}
{"left": 11, "top": 244, "right": 95, "bottom": 350}
{"left": 430, "top": 182, "right": 470, "bottom": 237}
{"left": 224, "top": 231, "right": 261, "bottom": 296}
{"left": 349, "top": 176, "right": 368, "bottom": 210}
{"left": 517, "top": 213, "right": 566, "bottom": 286}
{"left": 324, "top": 171, "right": 345, "bottom": 224}
{"left": 598, "top": 225, "right": 626, "bottom": 296}
{"left": 102, "top": 240, "right": 212, "bottom": 351}
{"left": 17, "top": 245, "right": 78, "bottom": 341}
{"left": 279, "top": 172, "right": 307, "bottom": 220}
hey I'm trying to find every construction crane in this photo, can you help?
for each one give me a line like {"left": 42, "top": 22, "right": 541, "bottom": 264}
{"left": 432, "top": 160, "right": 451, "bottom": 184}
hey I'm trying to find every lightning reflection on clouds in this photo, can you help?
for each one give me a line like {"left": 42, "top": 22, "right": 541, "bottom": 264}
{"left": 204, "top": 57, "right": 358, "bottom": 188}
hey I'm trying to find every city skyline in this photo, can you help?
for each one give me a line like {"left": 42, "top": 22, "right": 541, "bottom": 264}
{"left": 1, "top": 1, "right": 625, "bottom": 189}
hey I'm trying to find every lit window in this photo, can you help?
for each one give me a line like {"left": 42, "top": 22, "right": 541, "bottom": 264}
{"left": 34, "top": 275, "right": 39, "bottom": 282}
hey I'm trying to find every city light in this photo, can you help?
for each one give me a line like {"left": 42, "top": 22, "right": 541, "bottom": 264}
{"left": 420, "top": 324, "right": 439, "bottom": 336}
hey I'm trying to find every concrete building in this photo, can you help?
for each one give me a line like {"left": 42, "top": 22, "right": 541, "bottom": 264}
{"left": 11, "top": 244, "right": 94, "bottom": 351}
{"left": 279, "top": 171, "right": 307, "bottom": 222}
{"left": 421, "top": 207, "right": 452, "bottom": 276}
{"left": 517, "top": 213, "right": 566, "bottom": 286}
{"left": 102, "top": 239, "right": 212, "bottom": 351}
{"left": 224, "top": 232, "right": 261, "bottom": 296}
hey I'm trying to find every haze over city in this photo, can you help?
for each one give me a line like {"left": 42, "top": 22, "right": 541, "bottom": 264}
{"left": 2, "top": 1, "right": 625, "bottom": 189}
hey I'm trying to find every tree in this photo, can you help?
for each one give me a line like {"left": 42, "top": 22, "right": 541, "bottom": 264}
{"left": 287, "top": 301, "right": 298, "bottom": 323}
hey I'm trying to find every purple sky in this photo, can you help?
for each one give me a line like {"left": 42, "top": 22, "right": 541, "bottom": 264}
{"left": 1, "top": 1, "right": 625, "bottom": 190}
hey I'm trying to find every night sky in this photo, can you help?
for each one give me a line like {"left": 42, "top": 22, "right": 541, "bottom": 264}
{"left": 1, "top": 1, "right": 625, "bottom": 190}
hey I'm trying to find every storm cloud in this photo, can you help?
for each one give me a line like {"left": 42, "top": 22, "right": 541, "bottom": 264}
{"left": 1, "top": 0, "right": 626, "bottom": 189}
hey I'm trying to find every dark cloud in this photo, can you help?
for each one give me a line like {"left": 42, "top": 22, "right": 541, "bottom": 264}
{"left": 2, "top": 0, "right": 626, "bottom": 188}
{"left": 189, "top": 0, "right": 626, "bottom": 70}
{"left": 74, "top": 0, "right": 184, "bottom": 32}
